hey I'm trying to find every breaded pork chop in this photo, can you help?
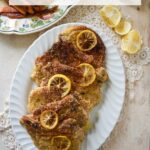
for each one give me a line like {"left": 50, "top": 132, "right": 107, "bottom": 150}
{"left": 75, "top": 67, "right": 108, "bottom": 110}
{"left": 28, "top": 86, "right": 62, "bottom": 113}
{"left": 32, "top": 59, "right": 83, "bottom": 86}
{"left": 76, "top": 81, "right": 102, "bottom": 110}
{"left": 40, "top": 59, "right": 84, "bottom": 86}
{"left": 20, "top": 95, "right": 89, "bottom": 150}
{"left": 21, "top": 118, "right": 85, "bottom": 150}
{"left": 60, "top": 25, "right": 106, "bottom": 68}
{"left": 28, "top": 85, "right": 92, "bottom": 113}
{"left": 31, "top": 41, "right": 93, "bottom": 86}
{"left": 22, "top": 94, "right": 89, "bottom": 132}
{"left": 41, "top": 119, "right": 85, "bottom": 150}
{"left": 31, "top": 26, "right": 105, "bottom": 87}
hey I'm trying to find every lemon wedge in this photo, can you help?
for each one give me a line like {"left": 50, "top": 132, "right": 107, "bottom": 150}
{"left": 100, "top": 6, "right": 122, "bottom": 28}
{"left": 121, "top": 29, "right": 142, "bottom": 54}
{"left": 115, "top": 20, "right": 132, "bottom": 35}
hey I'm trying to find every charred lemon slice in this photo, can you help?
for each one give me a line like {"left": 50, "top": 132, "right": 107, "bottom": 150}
{"left": 40, "top": 110, "right": 58, "bottom": 130}
{"left": 100, "top": 6, "right": 121, "bottom": 28}
{"left": 76, "top": 30, "right": 97, "bottom": 51}
{"left": 121, "top": 29, "right": 142, "bottom": 54}
{"left": 78, "top": 63, "right": 96, "bottom": 87}
{"left": 96, "top": 67, "right": 108, "bottom": 82}
{"left": 115, "top": 20, "right": 132, "bottom": 35}
{"left": 48, "top": 74, "right": 71, "bottom": 97}
{"left": 68, "top": 30, "right": 81, "bottom": 46}
{"left": 51, "top": 135, "right": 71, "bottom": 150}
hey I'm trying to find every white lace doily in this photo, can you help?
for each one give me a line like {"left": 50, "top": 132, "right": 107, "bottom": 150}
{"left": 0, "top": 6, "right": 149, "bottom": 150}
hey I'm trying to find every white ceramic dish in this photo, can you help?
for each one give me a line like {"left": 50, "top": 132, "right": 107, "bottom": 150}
{"left": 9, "top": 23, "right": 125, "bottom": 150}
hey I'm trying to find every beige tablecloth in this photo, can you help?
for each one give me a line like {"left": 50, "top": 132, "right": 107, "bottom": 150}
{"left": 0, "top": 3, "right": 150, "bottom": 150}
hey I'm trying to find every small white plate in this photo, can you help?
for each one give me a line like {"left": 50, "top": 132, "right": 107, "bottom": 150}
{"left": 9, "top": 23, "right": 125, "bottom": 150}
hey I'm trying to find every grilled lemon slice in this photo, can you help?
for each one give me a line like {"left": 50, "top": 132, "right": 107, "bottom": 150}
{"left": 121, "top": 29, "right": 142, "bottom": 54}
{"left": 68, "top": 30, "right": 81, "bottom": 46}
{"left": 76, "top": 30, "right": 97, "bottom": 51}
{"left": 115, "top": 20, "right": 132, "bottom": 35}
{"left": 51, "top": 135, "right": 71, "bottom": 150}
{"left": 48, "top": 74, "right": 71, "bottom": 98}
{"left": 96, "top": 67, "right": 108, "bottom": 82}
{"left": 40, "top": 110, "right": 58, "bottom": 130}
{"left": 100, "top": 6, "right": 121, "bottom": 28}
{"left": 78, "top": 63, "right": 96, "bottom": 87}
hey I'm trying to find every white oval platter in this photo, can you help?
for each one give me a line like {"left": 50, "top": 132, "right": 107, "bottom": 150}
{"left": 9, "top": 23, "right": 125, "bottom": 150}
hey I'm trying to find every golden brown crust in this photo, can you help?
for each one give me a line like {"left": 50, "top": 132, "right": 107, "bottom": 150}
{"left": 60, "top": 26, "right": 89, "bottom": 36}
{"left": 27, "top": 86, "right": 62, "bottom": 113}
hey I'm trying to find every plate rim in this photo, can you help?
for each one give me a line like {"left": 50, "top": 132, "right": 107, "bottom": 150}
{"left": 8, "top": 22, "right": 126, "bottom": 150}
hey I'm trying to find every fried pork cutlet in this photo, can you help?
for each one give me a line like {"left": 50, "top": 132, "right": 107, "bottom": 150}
{"left": 27, "top": 86, "right": 62, "bottom": 113}
{"left": 20, "top": 95, "right": 89, "bottom": 150}
{"left": 76, "top": 67, "right": 108, "bottom": 110}
{"left": 28, "top": 85, "right": 92, "bottom": 113}
{"left": 32, "top": 59, "right": 83, "bottom": 86}
{"left": 32, "top": 57, "right": 106, "bottom": 87}
{"left": 31, "top": 26, "right": 105, "bottom": 87}
{"left": 76, "top": 81, "right": 102, "bottom": 110}
{"left": 60, "top": 26, "right": 106, "bottom": 68}
{"left": 35, "top": 118, "right": 85, "bottom": 150}
{"left": 40, "top": 59, "right": 84, "bottom": 86}
{"left": 35, "top": 40, "right": 93, "bottom": 67}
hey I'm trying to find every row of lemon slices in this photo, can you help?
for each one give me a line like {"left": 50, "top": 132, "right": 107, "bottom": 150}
{"left": 100, "top": 6, "right": 142, "bottom": 54}
{"left": 39, "top": 63, "right": 96, "bottom": 150}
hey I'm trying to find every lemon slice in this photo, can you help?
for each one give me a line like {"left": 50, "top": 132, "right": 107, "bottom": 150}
{"left": 121, "top": 29, "right": 142, "bottom": 54}
{"left": 96, "top": 67, "right": 108, "bottom": 82}
{"left": 68, "top": 30, "right": 81, "bottom": 46}
{"left": 48, "top": 74, "right": 71, "bottom": 97}
{"left": 40, "top": 110, "right": 58, "bottom": 130}
{"left": 115, "top": 20, "right": 132, "bottom": 35}
{"left": 51, "top": 135, "right": 71, "bottom": 150}
{"left": 100, "top": 6, "right": 121, "bottom": 28}
{"left": 76, "top": 30, "right": 97, "bottom": 51}
{"left": 78, "top": 63, "right": 96, "bottom": 87}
